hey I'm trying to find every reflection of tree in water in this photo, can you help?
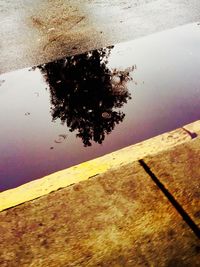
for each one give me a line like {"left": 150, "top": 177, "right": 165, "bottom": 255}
{"left": 39, "top": 46, "right": 134, "bottom": 146}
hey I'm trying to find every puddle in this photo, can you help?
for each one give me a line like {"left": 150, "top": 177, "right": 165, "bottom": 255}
{"left": 0, "top": 23, "right": 200, "bottom": 191}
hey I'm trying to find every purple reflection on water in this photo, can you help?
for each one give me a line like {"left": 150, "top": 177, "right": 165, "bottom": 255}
{"left": 0, "top": 23, "right": 200, "bottom": 191}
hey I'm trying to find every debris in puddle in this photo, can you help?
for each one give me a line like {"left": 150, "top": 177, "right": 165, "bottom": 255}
{"left": 54, "top": 140, "right": 62, "bottom": 144}
{"left": 102, "top": 112, "right": 112, "bottom": 119}
{"left": 50, "top": 147, "right": 54, "bottom": 150}
{"left": 59, "top": 134, "right": 68, "bottom": 139}
{"left": 112, "top": 75, "right": 121, "bottom": 85}
{"left": 54, "top": 134, "right": 68, "bottom": 144}
{"left": 25, "top": 112, "right": 31, "bottom": 116}
{"left": 0, "top": 80, "right": 5, "bottom": 87}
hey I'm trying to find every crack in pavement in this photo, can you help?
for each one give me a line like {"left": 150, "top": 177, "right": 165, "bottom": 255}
{"left": 139, "top": 159, "right": 200, "bottom": 239}
{"left": 182, "top": 127, "right": 198, "bottom": 139}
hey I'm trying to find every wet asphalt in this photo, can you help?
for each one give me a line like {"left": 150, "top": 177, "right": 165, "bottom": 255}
{"left": 1, "top": 0, "right": 200, "bottom": 73}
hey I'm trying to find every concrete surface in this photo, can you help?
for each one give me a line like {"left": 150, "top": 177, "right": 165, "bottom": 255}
{"left": 0, "top": 162, "right": 200, "bottom": 267}
{"left": 144, "top": 137, "right": 200, "bottom": 227}
{"left": 0, "top": 122, "right": 195, "bottom": 212}
{"left": 0, "top": 121, "right": 200, "bottom": 266}
{"left": 1, "top": 2, "right": 200, "bottom": 265}
{"left": 184, "top": 120, "right": 200, "bottom": 136}
{"left": 1, "top": 0, "right": 200, "bottom": 73}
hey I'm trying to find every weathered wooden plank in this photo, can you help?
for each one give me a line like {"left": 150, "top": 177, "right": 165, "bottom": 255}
{"left": 144, "top": 136, "right": 200, "bottom": 228}
{"left": 0, "top": 162, "right": 199, "bottom": 266}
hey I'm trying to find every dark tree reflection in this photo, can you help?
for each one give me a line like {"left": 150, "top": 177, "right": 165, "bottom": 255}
{"left": 39, "top": 47, "right": 133, "bottom": 146}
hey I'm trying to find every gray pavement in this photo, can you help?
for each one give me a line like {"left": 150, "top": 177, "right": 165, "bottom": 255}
{"left": 1, "top": 0, "right": 200, "bottom": 73}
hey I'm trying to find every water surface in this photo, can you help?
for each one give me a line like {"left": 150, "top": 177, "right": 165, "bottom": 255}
{"left": 0, "top": 23, "right": 200, "bottom": 191}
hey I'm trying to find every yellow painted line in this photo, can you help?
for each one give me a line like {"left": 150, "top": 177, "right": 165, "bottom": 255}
{"left": 0, "top": 121, "right": 199, "bottom": 212}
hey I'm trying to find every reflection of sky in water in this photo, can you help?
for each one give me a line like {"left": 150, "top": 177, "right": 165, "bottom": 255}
{"left": 0, "top": 22, "right": 200, "bottom": 191}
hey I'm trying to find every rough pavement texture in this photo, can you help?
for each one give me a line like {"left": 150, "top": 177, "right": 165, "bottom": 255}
{"left": 144, "top": 136, "right": 200, "bottom": 228}
{"left": 0, "top": 162, "right": 200, "bottom": 267}
{"left": 1, "top": 0, "right": 200, "bottom": 73}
